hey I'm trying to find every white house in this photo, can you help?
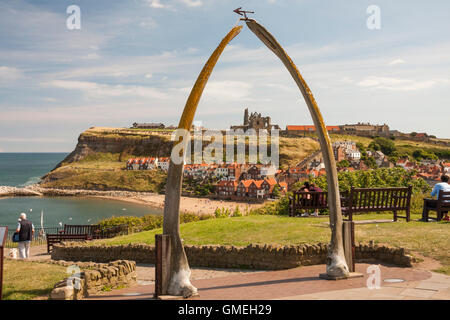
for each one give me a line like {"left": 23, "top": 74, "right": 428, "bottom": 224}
{"left": 346, "top": 150, "right": 361, "bottom": 161}
{"left": 215, "top": 164, "right": 229, "bottom": 177}
{"left": 132, "top": 159, "right": 141, "bottom": 170}
{"left": 158, "top": 157, "right": 170, "bottom": 171}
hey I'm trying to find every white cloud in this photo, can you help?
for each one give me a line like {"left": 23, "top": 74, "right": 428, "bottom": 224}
{"left": 202, "top": 81, "right": 253, "bottom": 101}
{"left": 0, "top": 66, "right": 24, "bottom": 83}
{"left": 43, "top": 80, "right": 170, "bottom": 100}
{"left": 357, "top": 76, "right": 437, "bottom": 91}
{"left": 388, "top": 59, "right": 406, "bottom": 66}
{"left": 139, "top": 18, "right": 158, "bottom": 29}
{"left": 145, "top": 0, "right": 167, "bottom": 8}
{"left": 179, "top": 0, "right": 202, "bottom": 7}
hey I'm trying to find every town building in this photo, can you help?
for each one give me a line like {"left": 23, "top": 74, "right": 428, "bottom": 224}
{"left": 340, "top": 122, "right": 390, "bottom": 137}
{"left": 285, "top": 125, "right": 340, "bottom": 136}
{"left": 131, "top": 122, "right": 165, "bottom": 129}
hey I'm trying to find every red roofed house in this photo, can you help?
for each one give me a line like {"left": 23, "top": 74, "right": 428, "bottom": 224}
{"left": 216, "top": 180, "right": 238, "bottom": 198}
{"left": 236, "top": 180, "right": 254, "bottom": 197}
{"left": 261, "top": 178, "right": 277, "bottom": 196}
{"left": 248, "top": 180, "right": 265, "bottom": 198}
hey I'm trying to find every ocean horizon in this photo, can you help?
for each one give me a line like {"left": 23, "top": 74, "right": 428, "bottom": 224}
{"left": 0, "top": 153, "right": 161, "bottom": 230}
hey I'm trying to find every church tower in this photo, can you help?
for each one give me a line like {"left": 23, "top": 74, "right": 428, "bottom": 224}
{"left": 244, "top": 108, "right": 249, "bottom": 126}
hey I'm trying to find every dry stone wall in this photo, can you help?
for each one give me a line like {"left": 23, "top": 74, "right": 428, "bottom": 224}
{"left": 52, "top": 242, "right": 415, "bottom": 270}
{"left": 50, "top": 259, "right": 136, "bottom": 300}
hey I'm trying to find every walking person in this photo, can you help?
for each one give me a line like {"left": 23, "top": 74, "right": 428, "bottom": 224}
{"left": 16, "top": 213, "right": 34, "bottom": 259}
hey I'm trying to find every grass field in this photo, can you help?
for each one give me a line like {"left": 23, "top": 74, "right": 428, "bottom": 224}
{"left": 2, "top": 259, "right": 67, "bottom": 300}
{"left": 92, "top": 213, "right": 450, "bottom": 274}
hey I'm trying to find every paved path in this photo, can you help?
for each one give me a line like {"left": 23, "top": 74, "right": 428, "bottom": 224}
{"left": 6, "top": 245, "right": 449, "bottom": 300}
{"left": 85, "top": 263, "right": 450, "bottom": 300}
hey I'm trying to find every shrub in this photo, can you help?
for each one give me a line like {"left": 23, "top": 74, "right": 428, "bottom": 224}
{"left": 231, "top": 206, "right": 243, "bottom": 217}
{"left": 214, "top": 207, "right": 230, "bottom": 218}
{"left": 97, "top": 212, "right": 213, "bottom": 233}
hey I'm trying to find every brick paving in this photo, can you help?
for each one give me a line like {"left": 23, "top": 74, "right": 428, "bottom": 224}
{"left": 84, "top": 262, "right": 449, "bottom": 300}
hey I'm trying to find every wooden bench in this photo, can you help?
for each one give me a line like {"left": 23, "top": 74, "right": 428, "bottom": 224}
{"left": 60, "top": 224, "right": 103, "bottom": 239}
{"left": 289, "top": 191, "right": 328, "bottom": 216}
{"left": 342, "top": 186, "right": 412, "bottom": 222}
{"left": 46, "top": 234, "right": 90, "bottom": 253}
{"left": 422, "top": 190, "right": 450, "bottom": 222}
{"left": 289, "top": 186, "right": 412, "bottom": 222}
{"left": 61, "top": 224, "right": 128, "bottom": 239}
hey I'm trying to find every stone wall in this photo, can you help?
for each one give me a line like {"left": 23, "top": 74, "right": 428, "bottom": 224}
{"left": 52, "top": 242, "right": 415, "bottom": 270}
{"left": 50, "top": 260, "right": 136, "bottom": 300}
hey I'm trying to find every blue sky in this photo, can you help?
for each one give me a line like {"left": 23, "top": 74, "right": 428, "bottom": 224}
{"left": 0, "top": 0, "right": 449, "bottom": 152}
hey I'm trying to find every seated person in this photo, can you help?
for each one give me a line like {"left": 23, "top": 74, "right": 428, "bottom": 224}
{"left": 300, "top": 182, "right": 322, "bottom": 217}
{"left": 423, "top": 174, "right": 450, "bottom": 221}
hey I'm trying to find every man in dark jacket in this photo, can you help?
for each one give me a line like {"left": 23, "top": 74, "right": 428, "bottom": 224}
{"left": 16, "top": 213, "right": 34, "bottom": 259}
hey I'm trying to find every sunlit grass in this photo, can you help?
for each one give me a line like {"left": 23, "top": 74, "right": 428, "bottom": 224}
{"left": 3, "top": 259, "right": 67, "bottom": 300}
{"left": 93, "top": 214, "right": 450, "bottom": 274}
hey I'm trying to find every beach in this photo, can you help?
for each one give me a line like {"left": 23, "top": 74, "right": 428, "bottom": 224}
{"left": 1, "top": 184, "right": 264, "bottom": 216}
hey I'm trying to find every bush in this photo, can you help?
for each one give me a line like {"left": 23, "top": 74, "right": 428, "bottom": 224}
{"left": 308, "top": 167, "right": 430, "bottom": 194}
{"left": 97, "top": 212, "right": 213, "bottom": 233}
{"left": 214, "top": 207, "right": 230, "bottom": 218}
{"left": 368, "top": 137, "right": 396, "bottom": 156}
{"left": 231, "top": 206, "right": 243, "bottom": 217}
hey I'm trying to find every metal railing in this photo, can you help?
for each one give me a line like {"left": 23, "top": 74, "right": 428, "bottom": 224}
{"left": 4, "top": 226, "right": 62, "bottom": 248}
{"left": 4, "top": 224, "right": 129, "bottom": 248}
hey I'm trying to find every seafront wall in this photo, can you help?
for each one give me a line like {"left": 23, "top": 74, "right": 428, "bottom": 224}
{"left": 52, "top": 242, "right": 415, "bottom": 270}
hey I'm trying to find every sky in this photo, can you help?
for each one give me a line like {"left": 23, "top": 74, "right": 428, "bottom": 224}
{"left": 0, "top": 0, "right": 449, "bottom": 152}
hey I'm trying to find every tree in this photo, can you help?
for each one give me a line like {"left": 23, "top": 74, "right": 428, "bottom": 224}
{"left": 272, "top": 185, "right": 281, "bottom": 198}
{"left": 369, "top": 137, "right": 396, "bottom": 156}
{"left": 364, "top": 156, "right": 377, "bottom": 169}
{"left": 337, "top": 160, "right": 350, "bottom": 169}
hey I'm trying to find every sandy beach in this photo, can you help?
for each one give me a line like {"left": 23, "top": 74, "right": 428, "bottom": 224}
{"left": 84, "top": 193, "right": 263, "bottom": 216}
{"left": 1, "top": 185, "right": 264, "bottom": 216}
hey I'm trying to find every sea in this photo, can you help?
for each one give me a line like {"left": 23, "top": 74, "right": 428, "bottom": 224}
{"left": 0, "top": 153, "right": 162, "bottom": 231}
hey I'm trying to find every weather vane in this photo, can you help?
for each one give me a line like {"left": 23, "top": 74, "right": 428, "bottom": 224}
{"left": 233, "top": 7, "right": 254, "bottom": 20}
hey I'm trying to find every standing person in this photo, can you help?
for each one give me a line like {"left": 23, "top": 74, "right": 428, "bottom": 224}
{"left": 16, "top": 213, "right": 34, "bottom": 259}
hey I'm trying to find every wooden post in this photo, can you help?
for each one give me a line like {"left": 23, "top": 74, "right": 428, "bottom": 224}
{"left": 0, "top": 246, "right": 3, "bottom": 300}
{"left": 154, "top": 234, "right": 171, "bottom": 298}
{"left": 0, "top": 226, "right": 8, "bottom": 300}
{"left": 342, "top": 221, "right": 355, "bottom": 273}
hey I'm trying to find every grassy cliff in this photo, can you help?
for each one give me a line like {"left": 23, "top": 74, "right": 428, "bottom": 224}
{"left": 40, "top": 127, "right": 449, "bottom": 192}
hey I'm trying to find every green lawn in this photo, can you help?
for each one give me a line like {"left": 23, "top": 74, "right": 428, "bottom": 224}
{"left": 2, "top": 259, "right": 68, "bottom": 300}
{"left": 93, "top": 213, "right": 450, "bottom": 273}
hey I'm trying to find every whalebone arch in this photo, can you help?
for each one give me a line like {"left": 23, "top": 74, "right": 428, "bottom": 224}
{"left": 163, "top": 20, "right": 348, "bottom": 297}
